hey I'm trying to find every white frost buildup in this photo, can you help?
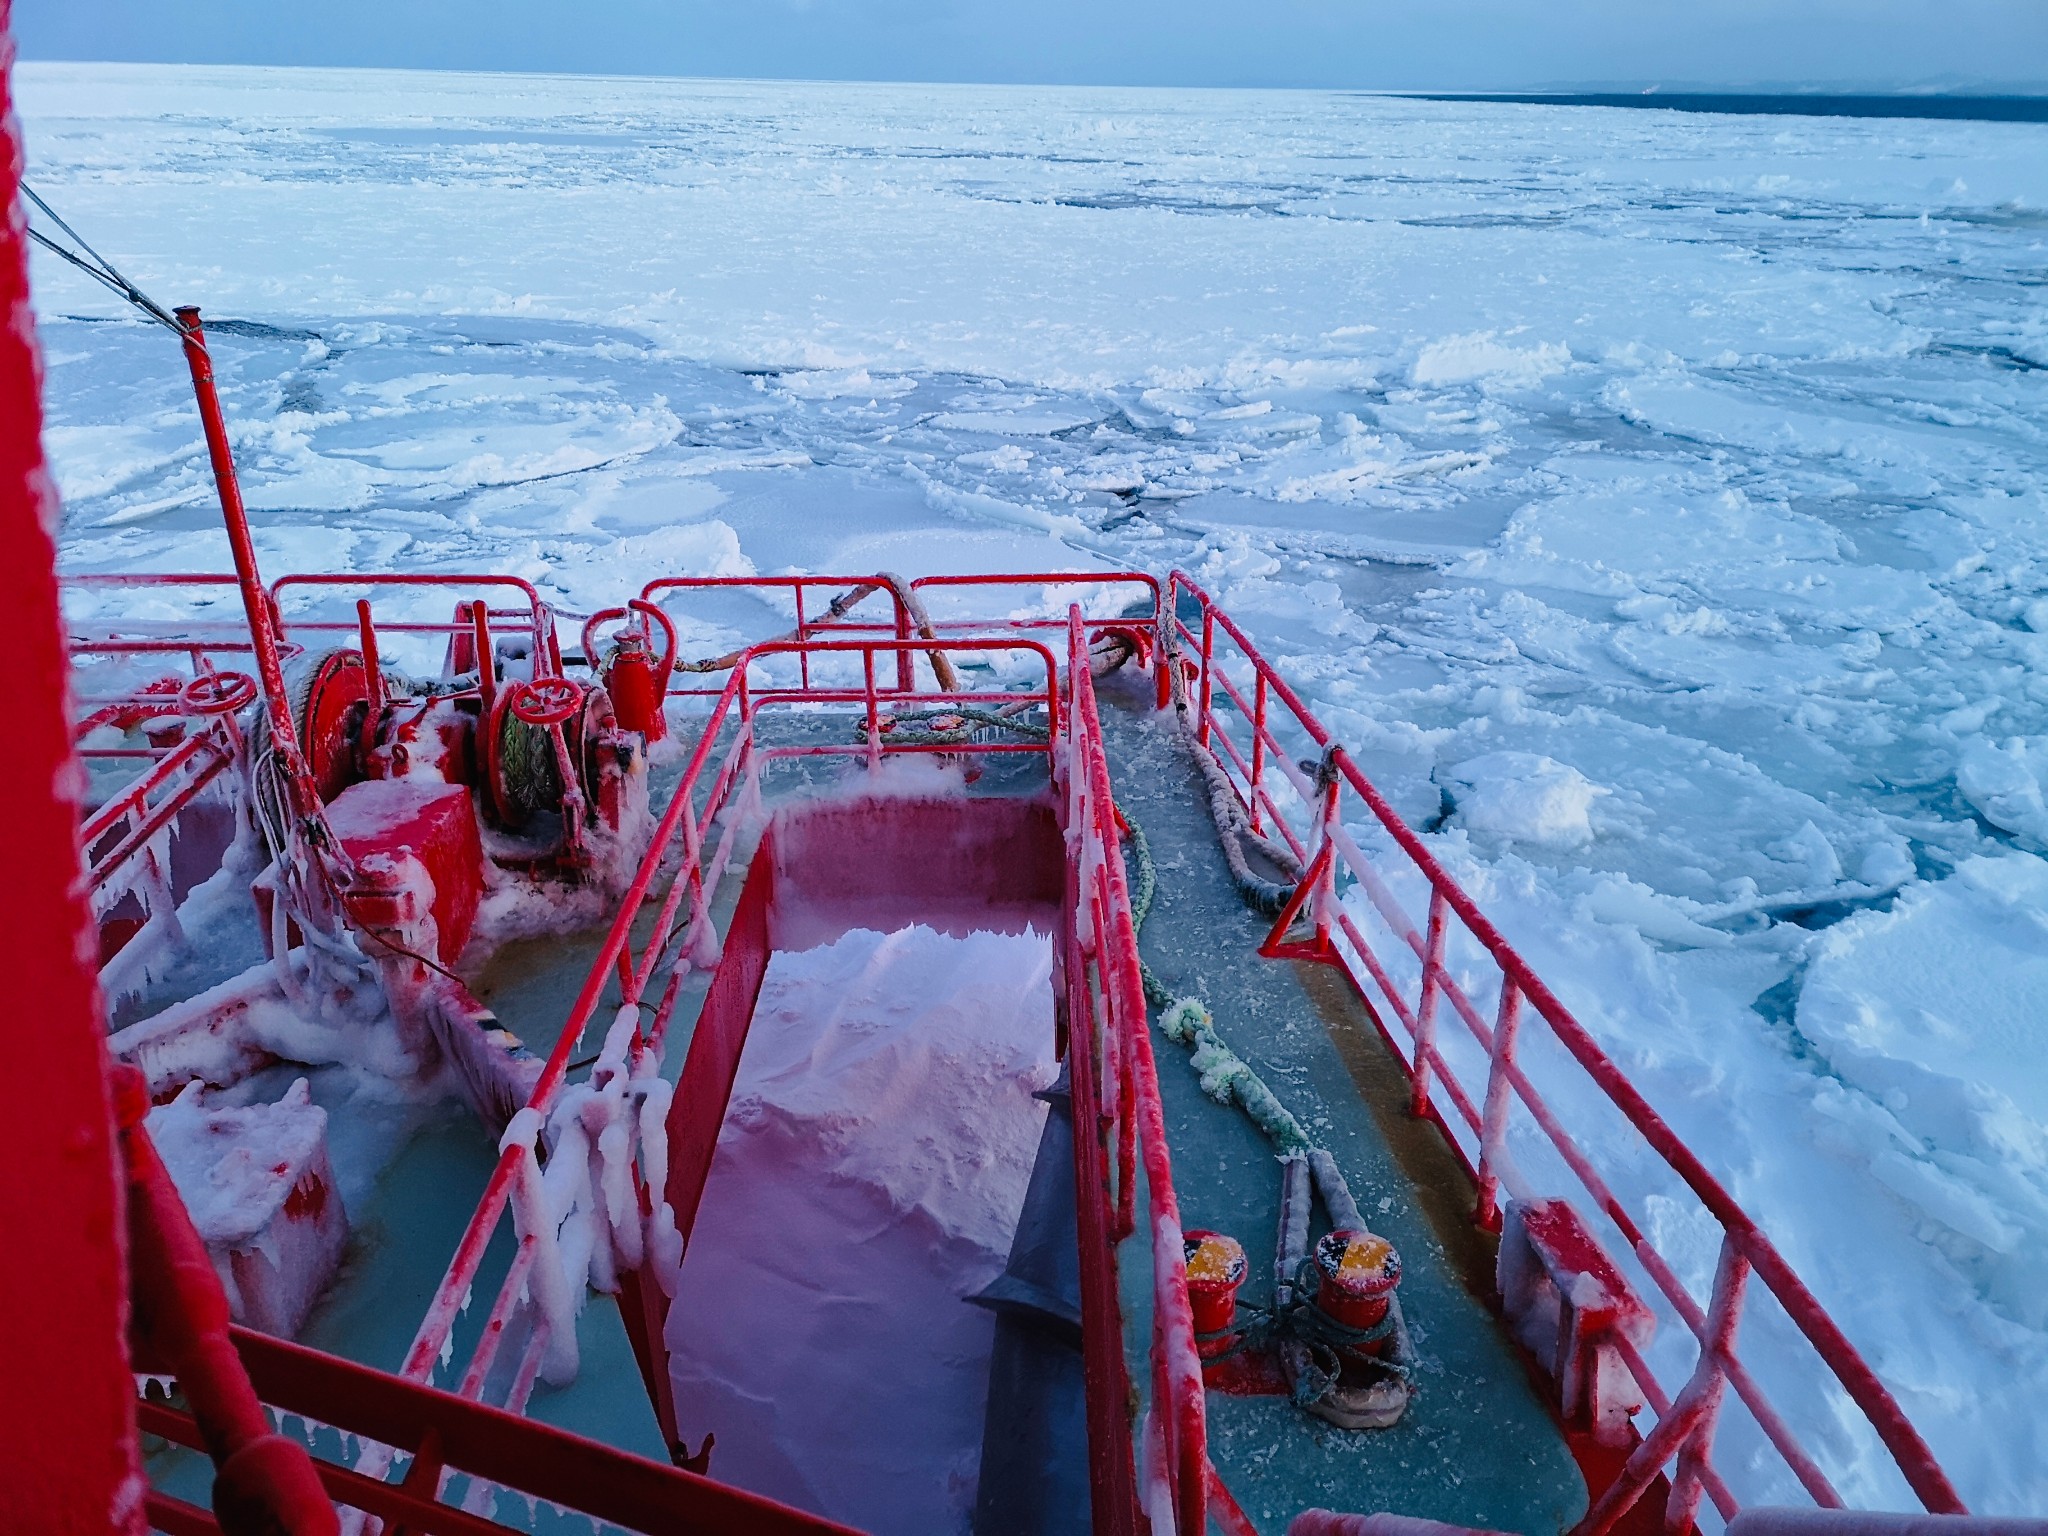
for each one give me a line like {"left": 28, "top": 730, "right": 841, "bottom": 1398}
{"left": 666, "top": 925, "right": 1056, "bottom": 1535}
{"left": 1437, "top": 751, "right": 1607, "bottom": 849}
{"left": 150, "top": 1078, "right": 328, "bottom": 1247}
{"left": 148, "top": 1078, "right": 349, "bottom": 1337}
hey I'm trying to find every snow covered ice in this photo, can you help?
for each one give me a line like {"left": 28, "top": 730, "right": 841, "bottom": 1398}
{"left": 19, "top": 62, "right": 2048, "bottom": 1513}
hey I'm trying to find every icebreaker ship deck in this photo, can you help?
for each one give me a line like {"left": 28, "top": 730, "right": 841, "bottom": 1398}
{"left": 93, "top": 557, "right": 1973, "bottom": 1536}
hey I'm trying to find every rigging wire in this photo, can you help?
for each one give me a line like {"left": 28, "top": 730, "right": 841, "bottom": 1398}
{"left": 20, "top": 180, "right": 188, "bottom": 336}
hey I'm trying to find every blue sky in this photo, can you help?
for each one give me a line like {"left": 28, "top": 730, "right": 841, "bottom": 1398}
{"left": 17, "top": 0, "right": 2048, "bottom": 90}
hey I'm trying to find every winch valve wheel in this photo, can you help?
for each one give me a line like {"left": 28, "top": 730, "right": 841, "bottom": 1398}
{"left": 179, "top": 669, "right": 259, "bottom": 717}
{"left": 507, "top": 677, "right": 581, "bottom": 727}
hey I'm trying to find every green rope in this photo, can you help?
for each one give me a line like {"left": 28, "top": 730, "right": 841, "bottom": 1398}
{"left": 1120, "top": 805, "right": 1313, "bottom": 1157}
{"left": 1121, "top": 802, "right": 1413, "bottom": 1409}
{"left": 499, "top": 710, "right": 564, "bottom": 819}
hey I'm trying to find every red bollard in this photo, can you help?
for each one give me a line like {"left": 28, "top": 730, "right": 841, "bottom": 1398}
{"left": 1184, "top": 1229, "right": 1248, "bottom": 1357}
{"left": 1312, "top": 1229, "right": 1402, "bottom": 1351}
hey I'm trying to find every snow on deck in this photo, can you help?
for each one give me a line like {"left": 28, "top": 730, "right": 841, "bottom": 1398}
{"left": 665, "top": 924, "right": 1057, "bottom": 1535}
{"left": 22, "top": 65, "right": 2048, "bottom": 1511}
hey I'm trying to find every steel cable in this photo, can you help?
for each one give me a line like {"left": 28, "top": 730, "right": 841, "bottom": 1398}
{"left": 21, "top": 182, "right": 188, "bottom": 335}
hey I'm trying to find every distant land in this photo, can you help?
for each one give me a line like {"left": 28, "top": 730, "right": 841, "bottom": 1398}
{"left": 1407, "top": 93, "right": 2048, "bottom": 124}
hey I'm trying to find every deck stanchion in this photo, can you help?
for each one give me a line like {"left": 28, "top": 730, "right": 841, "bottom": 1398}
{"left": 893, "top": 587, "right": 914, "bottom": 692}
{"left": 1154, "top": 586, "right": 1173, "bottom": 710}
{"left": 1196, "top": 610, "right": 1215, "bottom": 747}
{"left": 1248, "top": 673, "right": 1269, "bottom": 832}
{"left": 1311, "top": 752, "right": 1343, "bottom": 953}
{"left": 1575, "top": 1238, "right": 1751, "bottom": 1536}
{"left": 1473, "top": 980, "right": 1524, "bottom": 1231}
{"left": 1410, "top": 890, "right": 1449, "bottom": 1119}
{"left": 1669, "top": 1264, "right": 1747, "bottom": 1535}
{"left": 863, "top": 648, "right": 881, "bottom": 771}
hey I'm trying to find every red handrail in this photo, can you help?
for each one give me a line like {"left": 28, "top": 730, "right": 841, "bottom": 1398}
{"left": 1065, "top": 604, "right": 1212, "bottom": 1533}
{"left": 1164, "top": 569, "right": 1964, "bottom": 1523}
{"left": 388, "top": 630, "right": 1069, "bottom": 1436}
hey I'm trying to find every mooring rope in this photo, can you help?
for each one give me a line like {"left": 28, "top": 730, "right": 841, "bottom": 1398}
{"left": 1119, "top": 796, "right": 1409, "bottom": 1395}
{"left": 1120, "top": 805, "right": 1313, "bottom": 1156}
{"left": 1155, "top": 637, "right": 1305, "bottom": 916}
{"left": 853, "top": 702, "right": 1050, "bottom": 748}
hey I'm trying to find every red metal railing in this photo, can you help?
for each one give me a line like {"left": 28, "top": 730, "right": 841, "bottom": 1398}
{"left": 267, "top": 572, "right": 559, "bottom": 677}
{"left": 1164, "top": 570, "right": 1963, "bottom": 1530}
{"left": 64, "top": 573, "right": 264, "bottom": 973}
{"left": 360, "top": 629, "right": 1067, "bottom": 1516}
{"left": 138, "top": 1327, "right": 861, "bottom": 1536}
{"left": 1061, "top": 604, "right": 1217, "bottom": 1535}
{"left": 638, "top": 570, "right": 1165, "bottom": 700}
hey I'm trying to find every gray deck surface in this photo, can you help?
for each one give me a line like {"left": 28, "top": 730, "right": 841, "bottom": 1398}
{"left": 1097, "top": 672, "right": 1588, "bottom": 1535}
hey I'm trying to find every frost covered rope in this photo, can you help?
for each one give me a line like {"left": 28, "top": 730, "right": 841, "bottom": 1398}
{"left": 1158, "top": 636, "right": 1304, "bottom": 917}
{"left": 855, "top": 701, "right": 1050, "bottom": 748}
{"left": 1120, "top": 807, "right": 1309, "bottom": 1155}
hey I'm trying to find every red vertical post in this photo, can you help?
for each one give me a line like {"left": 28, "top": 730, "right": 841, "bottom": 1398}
{"left": 0, "top": 22, "right": 149, "bottom": 1524}
{"left": 1474, "top": 979, "right": 1524, "bottom": 1231}
{"left": 1248, "top": 673, "right": 1267, "bottom": 832}
{"left": 1195, "top": 609, "right": 1214, "bottom": 746}
{"left": 1574, "top": 1236, "right": 1750, "bottom": 1536}
{"left": 1153, "top": 583, "right": 1172, "bottom": 710}
{"left": 863, "top": 647, "right": 881, "bottom": 771}
{"left": 795, "top": 586, "right": 811, "bottom": 689}
{"left": 472, "top": 603, "right": 497, "bottom": 713}
{"left": 1409, "top": 890, "right": 1448, "bottom": 1118}
{"left": 1310, "top": 760, "right": 1340, "bottom": 952}
{"left": 892, "top": 585, "right": 914, "bottom": 692}
{"left": 355, "top": 599, "right": 385, "bottom": 750}
{"left": 1666, "top": 1237, "right": 1749, "bottom": 1535}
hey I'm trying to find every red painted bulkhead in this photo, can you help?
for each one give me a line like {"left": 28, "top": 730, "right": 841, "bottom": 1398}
{"left": 616, "top": 791, "right": 1065, "bottom": 1455}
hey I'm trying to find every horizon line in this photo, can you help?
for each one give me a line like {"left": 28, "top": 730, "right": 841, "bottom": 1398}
{"left": 17, "top": 56, "right": 2048, "bottom": 99}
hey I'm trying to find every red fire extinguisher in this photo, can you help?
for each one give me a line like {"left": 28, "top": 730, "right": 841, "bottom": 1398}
{"left": 583, "top": 599, "right": 676, "bottom": 742}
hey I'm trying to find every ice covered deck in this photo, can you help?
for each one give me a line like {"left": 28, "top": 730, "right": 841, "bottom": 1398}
{"left": 1096, "top": 670, "right": 1588, "bottom": 1533}
{"left": 130, "top": 672, "right": 1582, "bottom": 1534}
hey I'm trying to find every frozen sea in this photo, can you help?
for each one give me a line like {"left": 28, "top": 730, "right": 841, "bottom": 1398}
{"left": 20, "top": 62, "right": 2048, "bottom": 1516}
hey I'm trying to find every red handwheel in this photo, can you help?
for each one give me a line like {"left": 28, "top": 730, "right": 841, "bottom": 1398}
{"left": 178, "top": 669, "right": 259, "bottom": 717}
{"left": 507, "top": 676, "right": 581, "bottom": 727}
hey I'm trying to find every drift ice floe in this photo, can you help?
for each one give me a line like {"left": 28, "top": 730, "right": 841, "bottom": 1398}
{"left": 28, "top": 198, "right": 2015, "bottom": 1536}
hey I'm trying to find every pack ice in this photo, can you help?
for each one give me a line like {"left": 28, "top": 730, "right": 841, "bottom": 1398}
{"left": 20, "top": 62, "right": 2048, "bottom": 1512}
